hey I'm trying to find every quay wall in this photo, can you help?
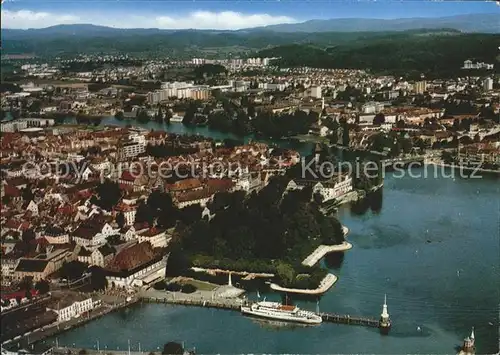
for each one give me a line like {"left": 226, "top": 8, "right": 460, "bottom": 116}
{"left": 3, "top": 299, "right": 139, "bottom": 347}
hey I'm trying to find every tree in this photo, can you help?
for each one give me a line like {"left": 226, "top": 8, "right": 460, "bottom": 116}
{"left": 313, "top": 192, "right": 323, "bottom": 205}
{"left": 19, "top": 277, "right": 33, "bottom": 291}
{"left": 401, "top": 138, "right": 413, "bottom": 154}
{"left": 135, "top": 201, "right": 154, "bottom": 225}
{"left": 21, "top": 186, "right": 34, "bottom": 202}
{"left": 162, "top": 342, "right": 184, "bottom": 355}
{"left": 155, "top": 106, "right": 164, "bottom": 123}
{"left": 276, "top": 262, "right": 295, "bottom": 287}
{"left": 137, "top": 109, "right": 150, "bottom": 123}
{"left": 88, "top": 266, "right": 108, "bottom": 291}
{"left": 60, "top": 261, "right": 87, "bottom": 281}
{"left": 181, "top": 284, "right": 197, "bottom": 294}
{"left": 21, "top": 229, "right": 36, "bottom": 243}
{"left": 342, "top": 122, "right": 350, "bottom": 147}
{"left": 373, "top": 113, "right": 385, "bottom": 125}
{"left": 35, "top": 280, "right": 50, "bottom": 294}
{"left": 115, "top": 111, "right": 124, "bottom": 120}
{"left": 116, "top": 212, "right": 125, "bottom": 229}
{"left": 147, "top": 190, "right": 177, "bottom": 228}
{"left": 94, "top": 180, "right": 122, "bottom": 211}
{"left": 107, "top": 235, "right": 121, "bottom": 245}
{"left": 182, "top": 103, "right": 198, "bottom": 126}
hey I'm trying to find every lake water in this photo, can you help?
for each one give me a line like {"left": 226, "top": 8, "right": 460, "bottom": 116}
{"left": 49, "top": 120, "right": 499, "bottom": 354}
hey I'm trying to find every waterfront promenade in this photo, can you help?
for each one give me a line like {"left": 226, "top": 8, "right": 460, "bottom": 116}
{"left": 190, "top": 267, "right": 275, "bottom": 279}
{"left": 2, "top": 296, "right": 138, "bottom": 347}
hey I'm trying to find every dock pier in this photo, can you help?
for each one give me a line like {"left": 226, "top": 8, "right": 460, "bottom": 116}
{"left": 319, "top": 313, "right": 379, "bottom": 327}
{"left": 141, "top": 296, "right": 388, "bottom": 331}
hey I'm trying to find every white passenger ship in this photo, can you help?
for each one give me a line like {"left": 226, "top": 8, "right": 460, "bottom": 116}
{"left": 241, "top": 300, "right": 322, "bottom": 324}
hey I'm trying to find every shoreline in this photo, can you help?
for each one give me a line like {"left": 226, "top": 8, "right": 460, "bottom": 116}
{"left": 425, "top": 160, "right": 500, "bottom": 176}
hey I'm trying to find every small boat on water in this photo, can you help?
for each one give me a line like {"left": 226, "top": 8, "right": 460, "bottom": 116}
{"left": 241, "top": 301, "right": 322, "bottom": 325}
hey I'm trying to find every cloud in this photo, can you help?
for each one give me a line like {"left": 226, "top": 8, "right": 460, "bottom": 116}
{"left": 1, "top": 9, "right": 296, "bottom": 30}
{"left": 2, "top": 10, "right": 80, "bottom": 29}
{"left": 155, "top": 11, "right": 295, "bottom": 30}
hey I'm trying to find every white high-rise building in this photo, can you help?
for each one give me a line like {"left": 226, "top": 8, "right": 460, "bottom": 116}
{"left": 483, "top": 77, "right": 494, "bottom": 92}
{"left": 309, "top": 86, "right": 322, "bottom": 99}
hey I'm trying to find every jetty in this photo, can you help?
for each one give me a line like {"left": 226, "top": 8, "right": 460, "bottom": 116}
{"left": 141, "top": 294, "right": 389, "bottom": 331}
{"left": 302, "top": 242, "right": 352, "bottom": 267}
{"left": 269, "top": 273, "right": 337, "bottom": 295}
{"left": 319, "top": 313, "right": 379, "bottom": 327}
{"left": 302, "top": 226, "right": 351, "bottom": 267}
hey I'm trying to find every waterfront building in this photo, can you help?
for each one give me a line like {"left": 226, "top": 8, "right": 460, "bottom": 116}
{"left": 105, "top": 242, "right": 168, "bottom": 288}
{"left": 46, "top": 292, "right": 95, "bottom": 322}
{"left": 286, "top": 175, "right": 353, "bottom": 203}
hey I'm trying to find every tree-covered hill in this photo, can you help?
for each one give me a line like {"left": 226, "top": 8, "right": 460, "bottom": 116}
{"left": 258, "top": 32, "right": 500, "bottom": 78}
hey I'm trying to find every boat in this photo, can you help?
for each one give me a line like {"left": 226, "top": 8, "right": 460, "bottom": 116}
{"left": 240, "top": 301, "right": 322, "bottom": 325}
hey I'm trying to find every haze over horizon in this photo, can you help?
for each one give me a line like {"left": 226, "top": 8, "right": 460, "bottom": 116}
{"left": 1, "top": 0, "right": 499, "bottom": 30}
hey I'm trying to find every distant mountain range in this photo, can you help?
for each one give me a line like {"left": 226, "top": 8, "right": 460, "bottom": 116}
{"left": 254, "top": 13, "right": 500, "bottom": 33}
{"left": 2, "top": 13, "right": 499, "bottom": 39}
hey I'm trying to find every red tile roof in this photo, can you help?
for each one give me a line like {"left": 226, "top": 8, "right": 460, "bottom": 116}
{"left": 166, "top": 178, "right": 202, "bottom": 192}
{"left": 106, "top": 242, "right": 156, "bottom": 272}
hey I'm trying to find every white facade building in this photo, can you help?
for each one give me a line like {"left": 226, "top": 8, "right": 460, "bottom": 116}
{"left": 483, "top": 77, "right": 494, "bottom": 92}
{"left": 48, "top": 296, "right": 95, "bottom": 322}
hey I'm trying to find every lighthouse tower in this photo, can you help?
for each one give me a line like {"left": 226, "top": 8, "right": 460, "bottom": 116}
{"left": 379, "top": 294, "right": 391, "bottom": 334}
{"left": 461, "top": 327, "right": 475, "bottom": 354}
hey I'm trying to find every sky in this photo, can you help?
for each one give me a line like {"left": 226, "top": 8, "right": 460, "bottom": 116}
{"left": 1, "top": 0, "right": 499, "bottom": 30}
